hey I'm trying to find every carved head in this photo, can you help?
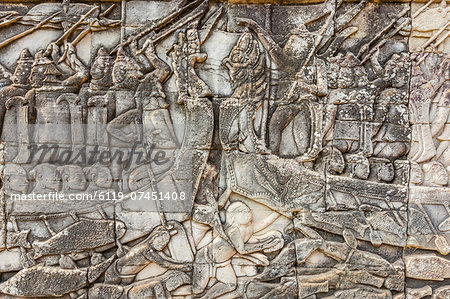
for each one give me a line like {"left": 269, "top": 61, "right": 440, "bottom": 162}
{"left": 29, "top": 50, "right": 61, "bottom": 88}
{"left": 112, "top": 47, "right": 142, "bottom": 89}
{"left": 337, "top": 53, "right": 361, "bottom": 88}
{"left": 12, "top": 49, "right": 33, "bottom": 85}
{"left": 226, "top": 201, "right": 252, "bottom": 225}
{"left": 90, "top": 47, "right": 114, "bottom": 90}
{"left": 86, "top": 165, "right": 113, "bottom": 189}
{"left": 149, "top": 226, "right": 171, "bottom": 251}
{"left": 384, "top": 53, "right": 410, "bottom": 88}
{"left": 283, "top": 24, "right": 315, "bottom": 60}
{"left": 354, "top": 66, "right": 369, "bottom": 87}
{"left": 60, "top": 165, "right": 87, "bottom": 191}
{"left": 30, "top": 163, "right": 62, "bottom": 192}
{"left": 3, "top": 163, "right": 29, "bottom": 194}
{"left": 327, "top": 54, "right": 344, "bottom": 88}
{"left": 223, "top": 32, "right": 266, "bottom": 98}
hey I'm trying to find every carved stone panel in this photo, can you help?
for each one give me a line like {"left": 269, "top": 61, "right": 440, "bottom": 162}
{"left": 0, "top": 0, "right": 447, "bottom": 298}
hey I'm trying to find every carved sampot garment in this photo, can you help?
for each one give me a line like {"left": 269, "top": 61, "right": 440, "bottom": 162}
{"left": 0, "top": 0, "right": 448, "bottom": 298}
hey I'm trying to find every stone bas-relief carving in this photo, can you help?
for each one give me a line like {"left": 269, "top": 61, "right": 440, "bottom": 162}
{"left": 0, "top": 0, "right": 447, "bottom": 298}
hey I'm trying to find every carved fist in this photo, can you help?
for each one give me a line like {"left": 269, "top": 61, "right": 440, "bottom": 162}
{"left": 45, "top": 42, "right": 59, "bottom": 57}
{"left": 142, "top": 38, "right": 156, "bottom": 54}
{"left": 180, "top": 263, "right": 193, "bottom": 272}
{"left": 65, "top": 42, "right": 76, "bottom": 55}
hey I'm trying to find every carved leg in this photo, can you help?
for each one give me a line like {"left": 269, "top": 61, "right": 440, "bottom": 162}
{"left": 198, "top": 264, "right": 237, "bottom": 299}
{"left": 269, "top": 104, "right": 300, "bottom": 155}
{"left": 192, "top": 261, "right": 211, "bottom": 295}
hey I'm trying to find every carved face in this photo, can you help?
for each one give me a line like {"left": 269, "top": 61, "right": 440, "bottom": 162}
{"left": 337, "top": 67, "right": 354, "bottom": 89}
{"left": 33, "top": 165, "right": 62, "bottom": 192}
{"left": 354, "top": 66, "right": 369, "bottom": 87}
{"left": 64, "top": 166, "right": 87, "bottom": 191}
{"left": 283, "top": 34, "right": 314, "bottom": 60}
{"left": 327, "top": 62, "right": 340, "bottom": 88}
{"left": 384, "top": 56, "right": 409, "bottom": 88}
{"left": 94, "top": 167, "right": 113, "bottom": 188}
{"left": 91, "top": 58, "right": 113, "bottom": 88}
{"left": 4, "top": 164, "right": 29, "bottom": 193}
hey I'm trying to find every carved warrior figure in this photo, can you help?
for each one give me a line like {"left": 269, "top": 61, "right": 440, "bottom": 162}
{"left": 236, "top": 19, "right": 328, "bottom": 160}
{"left": 372, "top": 52, "right": 411, "bottom": 161}
{"left": 0, "top": 49, "right": 33, "bottom": 139}
{"left": 133, "top": 38, "right": 178, "bottom": 151}
{"left": 409, "top": 52, "right": 450, "bottom": 186}
{"left": 84, "top": 47, "right": 115, "bottom": 151}
{"left": 193, "top": 201, "right": 283, "bottom": 299}
{"left": 221, "top": 32, "right": 268, "bottom": 153}
{"left": 324, "top": 52, "right": 385, "bottom": 179}
{"left": 104, "top": 225, "right": 191, "bottom": 285}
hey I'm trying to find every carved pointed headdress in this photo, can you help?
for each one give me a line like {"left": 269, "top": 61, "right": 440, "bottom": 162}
{"left": 12, "top": 49, "right": 33, "bottom": 85}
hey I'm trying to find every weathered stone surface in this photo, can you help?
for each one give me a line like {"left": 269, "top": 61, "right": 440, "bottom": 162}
{"left": 0, "top": 0, "right": 447, "bottom": 298}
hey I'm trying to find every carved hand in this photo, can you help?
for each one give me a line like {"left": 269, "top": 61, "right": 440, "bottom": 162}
{"left": 44, "top": 42, "right": 59, "bottom": 57}
{"left": 236, "top": 18, "right": 258, "bottom": 29}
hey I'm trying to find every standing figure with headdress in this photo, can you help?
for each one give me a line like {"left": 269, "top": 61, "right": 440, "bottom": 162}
{"left": 236, "top": 19, "right": 328, "bottom": 160}
{"left": 82, "top": 47, "right": 115, "bottom": 154}
{"left": 105, "top": 47, "right": 143, "bottom": 188}
{"left": 0, "top": 49, "right": 33, "bottom": 162}
{"left": 221, "top": 32, "right": 268, "bottom": 153}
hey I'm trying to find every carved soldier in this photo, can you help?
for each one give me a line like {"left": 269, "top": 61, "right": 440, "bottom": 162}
{"left": 24, "top": 49, "right": 71, "bottom": 157}
{"left": 221, "top": 32, "right": 268, "bottom": 153}
{"left": 237, "top": 19, "right": 328, "bottom": 159}
{"left": 0, "top": 49, "right": 33, "bottom": 162}
{"left": 171, "top": 25, "right": 211, "bottom": 101}
{"left": 133, "top": 38, "right": 178, "bottom": 151}
{"left": 327, "top": 52, "right": 384, "bottom": 179}
{"left": 104, "top": 225, "right": 191, "bottom": 285}
{"left": 408, "top": 51, "right": 442, "bottom": 164}
{"left": 83, "top": 47, "right": 114, "bottom": 152}
{"left": 431, "top": 55, "right": 450, "bottom": 170}
{"left": 105, "top": 47, "right": 143, "bottom": 187}
{"left": 372, "top": 53, "right": 411, "bottom": 161}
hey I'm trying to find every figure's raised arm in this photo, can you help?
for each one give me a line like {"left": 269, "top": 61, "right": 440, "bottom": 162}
{"left": 142, "top": 39, "right": 171, "bottom": 83}
{"left": 236, "top": 18, "right": 297, "bottom": 70}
